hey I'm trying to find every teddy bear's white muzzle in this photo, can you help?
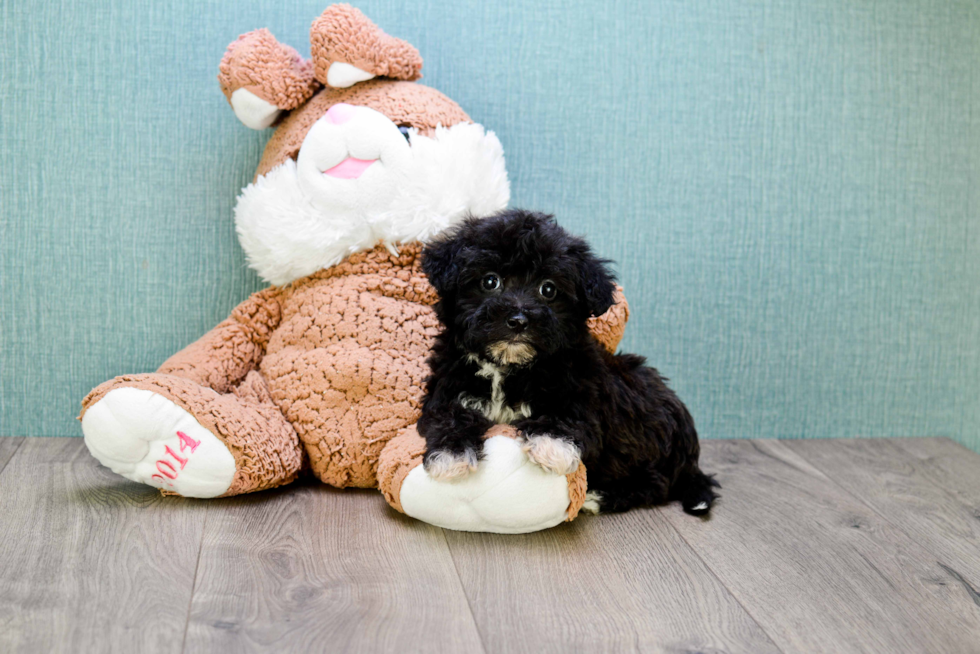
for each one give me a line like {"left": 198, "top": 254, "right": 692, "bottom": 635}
{"left": 296, "top": 104, "right": 413, "bottom": 214}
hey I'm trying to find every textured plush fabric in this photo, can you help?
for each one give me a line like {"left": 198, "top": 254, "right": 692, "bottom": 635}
{"left": 218, "top": 29, "right": 319, "bottom": 109}
{"left": 588, "top": 287, "right": 629, "bottom": 356}
{"left": 2, "top": 1, "right": 980, "bottom": 454}
{"left": 262, "top": 243, "right": 438, "bottom": 487}
{"left": 310, "top": 4, "right": 423, "bottom": 84}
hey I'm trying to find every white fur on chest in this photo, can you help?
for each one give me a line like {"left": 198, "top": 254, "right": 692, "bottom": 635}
{"left": 459, "top": 355, "right": 531, "bottom": 424}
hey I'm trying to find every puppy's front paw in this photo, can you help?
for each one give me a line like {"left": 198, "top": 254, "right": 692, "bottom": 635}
{"left": 424, "top": 448, "right": 479, "bottom": 481}
{"left": 581, "top": 491, "right": 603, "bottom": 515}
{"left": 522, "top": 435, "right": 582, "bottom": 476}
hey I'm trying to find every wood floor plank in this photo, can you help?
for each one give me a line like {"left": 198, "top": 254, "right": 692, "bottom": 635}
{"left": 0, "top": 436, "right": 25, "bottom": 474}
{"left": 785, "top": 438, "right": 980, "bottom": 607}
{"left": 663, "top": 439, "right": 980, "bottom": 654}
{"left": 184, "top": 480, "right": 485, "bottom": 654}
{"left": 890, "top": 437, "right": 980, "bottom": 506}
{"left": 444, "top": 507, "right": 782, "bottom": 654}
{"left": 0, "top": 438, "right": 207, "bottom": 654}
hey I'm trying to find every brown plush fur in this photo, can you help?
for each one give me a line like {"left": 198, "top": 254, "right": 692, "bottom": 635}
{"left": 310, "top": 4, "right": 423, "bottom": 84}
{"left": 218, "top": 28, "right": 319, "bottom": 109}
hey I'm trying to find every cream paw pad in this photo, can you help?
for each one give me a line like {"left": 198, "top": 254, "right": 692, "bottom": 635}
{"left": 81, "top": 387, "right": 236, "bottom": 498}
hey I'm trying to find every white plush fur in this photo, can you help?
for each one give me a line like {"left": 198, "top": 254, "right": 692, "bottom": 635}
{"left": 82, "top": 388, "right": 236, "bottom": 498}
{"left": 234, "top": 118, "right": 510, "bottom": 285}
{"left": 326, "top": 62, "right": 375, "bottom": 88}
{"left": 400, "top": 435, "right": 573, "bottom": 533}
{"left": 230, "top": 88, "right": 282, "bottom": 130}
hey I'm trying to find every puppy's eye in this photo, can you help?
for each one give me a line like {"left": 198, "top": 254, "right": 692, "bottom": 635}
{"left": 539, "top": 280, "right": 557, "bottom": 300}
{"left": 397, "top": 125, "right": 412, "bottom": 143}
{"left": 481, "top": 273, "right": 502, "bottom": 292}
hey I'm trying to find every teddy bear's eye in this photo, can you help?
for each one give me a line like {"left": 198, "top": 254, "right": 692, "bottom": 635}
{"left": 397, "top": 125, "right": 412, "bottom": 143}
{"left": 481, "top": 273, "right": 501, "bottom": 292}
{"left": 539, "top": 280, "right": 557, "bottom": 300}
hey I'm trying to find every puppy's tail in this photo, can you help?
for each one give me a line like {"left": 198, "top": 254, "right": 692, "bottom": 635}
{"left": 673, "top": 467, "right": 721, "bottom": 516}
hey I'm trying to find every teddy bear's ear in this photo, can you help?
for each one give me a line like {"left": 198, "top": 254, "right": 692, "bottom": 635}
{"left": 310, "top": 4, "right": 423, "bottom": 89}
{"left": 218, "top": 29, "right": 320, "bottom": 130}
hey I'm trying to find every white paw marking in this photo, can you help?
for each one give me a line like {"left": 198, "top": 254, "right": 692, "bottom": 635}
{"left": 326, "top": 61, "right": 375, "bottom": 88}
{"left": 582, "top": 491, "right": 602, "bottom": 514}
{"left": 522, "top": 435, "right": 581, "bottom": 476}
{"left": 82, "top": 388, "right": 235, "bottom": 498}
{"left": 692, "top": 501, "right": 709, "bottom": 511}
{"left": 230, "top": 88, "right": 282, "bottom": 130}
{"left": 424, "top": 449, "right": 479, "bottom": 481}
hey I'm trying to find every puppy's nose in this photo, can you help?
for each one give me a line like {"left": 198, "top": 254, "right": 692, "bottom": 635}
{"left": 506, "top": 312, "right": 529, "bottom": 333}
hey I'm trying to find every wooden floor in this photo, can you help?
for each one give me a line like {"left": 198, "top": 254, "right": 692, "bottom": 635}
{"left": 1, "top": 438, "right": 978, "bottom": 653}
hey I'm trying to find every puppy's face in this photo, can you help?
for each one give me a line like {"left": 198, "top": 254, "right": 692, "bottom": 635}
{"left": 423, "top": 210, "right": 616, "bottom": 365}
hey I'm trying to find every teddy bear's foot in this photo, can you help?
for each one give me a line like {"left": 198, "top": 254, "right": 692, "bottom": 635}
{"left": 82, "top": 388, "right": 236, "bottom": 498}
{"left": 379, "top": 425, "right": 590, "bottom": 534}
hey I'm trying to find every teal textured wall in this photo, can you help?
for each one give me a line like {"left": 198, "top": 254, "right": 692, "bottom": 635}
{"left": 1, "top": 1, "right": 978, "bottom": 450}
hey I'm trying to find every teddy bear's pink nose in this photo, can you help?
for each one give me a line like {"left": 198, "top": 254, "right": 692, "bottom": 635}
{"left": 325, "top": 103, "right": 357, "bottom": 125}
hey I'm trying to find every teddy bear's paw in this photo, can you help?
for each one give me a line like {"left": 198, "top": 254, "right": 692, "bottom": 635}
{"left": 521, "top": 435, "right": 582, "bottom": 476}
{"left": 399, "top": 435, "right": 575, "bottom": 533}
{"left": 82, "top": 388, "right": 236, "bottom": 498}
{"left": 423, "top": 448, "right": 479, "bottom": 481}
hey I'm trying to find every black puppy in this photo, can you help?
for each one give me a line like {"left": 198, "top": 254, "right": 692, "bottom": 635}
{"left": 418, "top": 209, "right": 719, "bottom": 515}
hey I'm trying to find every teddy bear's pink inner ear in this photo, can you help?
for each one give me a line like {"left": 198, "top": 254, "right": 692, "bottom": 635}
{"left": 309, "top": 4, "right": 423, "bottom": 89}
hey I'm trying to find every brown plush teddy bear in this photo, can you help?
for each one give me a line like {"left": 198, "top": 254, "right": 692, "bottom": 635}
{"left": 80, "top": 4, "right": 629, "bottom": 533}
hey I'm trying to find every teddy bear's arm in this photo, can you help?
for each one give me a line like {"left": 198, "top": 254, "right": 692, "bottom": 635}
{"left": 588, "top": 285, "right": 630, "bottom": 353}
{"left": 156, "top": 287, "right": 282, "bottom": 393}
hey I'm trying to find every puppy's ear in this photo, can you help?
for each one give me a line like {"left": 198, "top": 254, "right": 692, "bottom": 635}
{"left": 422, "top": 235, "right": 462, "bottom": 296}
{"left": 570, "top": 242, "right": 617, "bottom": 317}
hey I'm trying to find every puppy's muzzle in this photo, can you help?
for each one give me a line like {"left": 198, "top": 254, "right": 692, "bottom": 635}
{"left": 488, "top": 341, "right": 536, "bottom": 365}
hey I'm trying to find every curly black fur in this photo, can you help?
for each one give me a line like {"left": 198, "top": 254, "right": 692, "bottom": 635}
{"left": 418, "top": 209, "right": 719, "bottom": 515}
